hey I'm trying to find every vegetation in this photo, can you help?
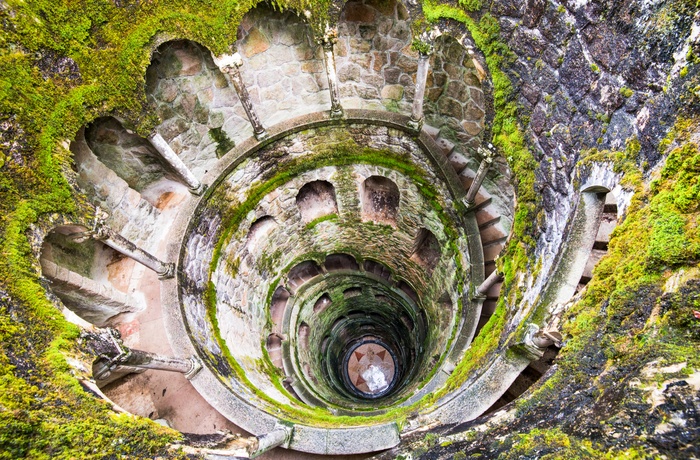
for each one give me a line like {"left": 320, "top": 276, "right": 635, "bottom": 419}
{"left": 0, "top": 0, "right": 697, "bottom": 456}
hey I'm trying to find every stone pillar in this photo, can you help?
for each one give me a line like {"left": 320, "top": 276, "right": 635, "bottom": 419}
{"left": 147, "top": 132, "right": 204, "bottom": 194}
{"left": 213, "top": 53, "right": 267, "bottom": 140}
{"left": 464, "top": 144, "right": 496, "bottom": 209}
{"left": 320, "top": 29, "right": 343, "bottom": 118}
{"left": 474, "top": 269, "right": 502, "bottom": 298}
{"left": 92, "top": 223, "right": 175, "bottom": 279}
{"left": 90, "top": 329, "right": 202, "bottom": 382}
{"left": 408, "top": 52, "right": 431, "bottom": 132}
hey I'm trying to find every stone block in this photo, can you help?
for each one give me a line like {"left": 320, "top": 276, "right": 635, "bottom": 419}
{"left": 381, "top": 84, "right": 404, "bottom": 100}
{"left": 240, "top": 28, "right": 271, "bottom": 58}
{"left": 157, "top": 80, "right": 179, "bottom": 103}
{"left": 173, "top": 49, "right": 202, "bottom": 76}
{"left": 438, "top": 97, "right": 464, "bottom": 119}
{"left": 383, "top": 67, "right": 401, "bottom": 84}
{"left": 301, "top": 60, "right": 325, "bottom": 74}
{"left": 338, "top": 63, "right": 362, "bottom": 82}
{"left": 446, "top": 80, "right": 469, "bottom": 101}
{"left": 357, "top": 85, "right": 380, "bottom": 99}
{"left": 460, "top": 120, "right": 483, "bottom": 136}
{"left": 464, "top": 100, "right": 485, "bottom": 121}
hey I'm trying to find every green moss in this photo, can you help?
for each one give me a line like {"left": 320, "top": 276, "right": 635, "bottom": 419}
{"left": 619, "top": 86, "right": 634, "bottom": 98}
{"left": 209, "top": 127, "right": 235, "bottom": 158}
{"left": 304, "top": 213, "right": 338, "bottom": 230}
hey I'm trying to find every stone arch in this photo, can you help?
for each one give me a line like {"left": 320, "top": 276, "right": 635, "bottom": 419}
{"left": 146, "top": 39, "right": 242, "bottom": 176}
{"left": 335, "top": 0, "right": 416, "bottom": 112}
{"left": 235, "top": 3, "right": 329, "bottom": 125}
{"left": 296, "top": 180, "right": 338, "bottom": 224}
{"left": 324, "top": 253, "right": 360, "bottom": 271}
{"left": 361, "top": 175, "right": 400, "bottom": 225}
{"left": 287, "top": 260, "right": 323, "bottom": 292}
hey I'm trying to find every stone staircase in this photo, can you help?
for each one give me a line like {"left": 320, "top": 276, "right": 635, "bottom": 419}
{"left": 424, "top": 124, "right": 508, "bottom": 332}
{"left": 578, "top": 193, "right": 618, "bottom": 290}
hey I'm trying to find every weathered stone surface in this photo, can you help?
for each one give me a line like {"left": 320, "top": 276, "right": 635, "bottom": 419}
{"left": 381, "top": 84, "right": 404, "bottom": 100}
{"left": 240, "top": 28, "right": 271, "bottom": 57}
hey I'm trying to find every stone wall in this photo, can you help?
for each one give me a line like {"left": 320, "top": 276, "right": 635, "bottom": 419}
{"left": 336, "top": 0, "right": 417, "bottom": 112}
{"left": 146, "top": 40, "right": 248, "bottom": 178}
{"left": 179, "top": 124, "right": 469, "bottom": 413}
{"left": 236, "top": 4, "right": 330, "bottom": 125}
{"left": 425, "top": 35, "right": 486, "bottom": 150}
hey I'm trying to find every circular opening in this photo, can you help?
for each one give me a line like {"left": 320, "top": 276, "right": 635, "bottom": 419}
{"left": 343, "top": 340, "right": 398, "bottom": 398}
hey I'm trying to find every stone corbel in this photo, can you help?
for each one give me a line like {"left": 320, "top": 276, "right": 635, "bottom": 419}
{"left": 515, "top": 323, "right": 563, "bottom": 361}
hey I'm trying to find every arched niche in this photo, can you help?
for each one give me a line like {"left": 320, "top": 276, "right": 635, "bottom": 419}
{"left": 363, "top": 259, "right": 392, "bottom": 281}
{"left": 235, "top": 3, "right": 329, "bottom": 124}
{"left": 270, "top": 286, "right": 290, "bottom": 333}
{"left": 146, "top": 40, "right": 242, "bottom": 174}
{"left": 425, "top": 34, "right": 486, "bottom": 150}
{"left": 410, "top": 228, "right": 441, "bottom": 274}
{"left": 361, "top": 175, "right": 400, "bottom": 225}
{"left": 246, "top": 215, "right": 277, "bottom": 253}
{"left": 84, "top": 117, "right": 174, "bottom": 193}
{"left": 336, "top": 0, "right": 415, "bottom": 112}
{"left": 40, "top": 226, "right": 141, "bottom": 327}
{"left": 313, "top": 294, "right": 332, "bottom": 314}
{"left": 287, "top": 261, "right": 323, "bottom": 292}
{"left": 296, "top": 180, "right": 338, "bottom": 224}
{"left": 266, "top": 333, "right": 284, "bottom": 369}
{"left": 325, "top": 253, "right": 359, "bottom": 272}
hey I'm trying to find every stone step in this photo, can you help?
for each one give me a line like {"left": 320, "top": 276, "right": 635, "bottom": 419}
{"left": 595, "top": 213, "right": 617, "bottom": 243}
{"left": 479, "top": 223, "right": 507, "bottom": 244}
{"left": 472, "top": 197, "right": 493, "bottom": 213}
{"left": 485, "top": 281, "right": 503, "bottom": 298}
{"left": 478, "top": 216, "right": 501, "bottom": 230}
{"left": 482, "top": 235, "right": 507, "bottom": 248}
{"left": 484, "top": 260, "right": 497, "bottom": 276}
{"left": 475, "top": 206, "right": 500, "bottom": 226}
{"left": 435, "top": 137, "right": 455, "bottom": 156}
{"left": 483, "top": 240, "right": 505, "bottom": 261}
{"left": 423, "top": 124, "right": 441, "bottom": 139}
{"left": 481, "top": 299, "right": 498, "bottom": 316}
{"left": 447, "top": 151, "right": 469, "bottom": 175}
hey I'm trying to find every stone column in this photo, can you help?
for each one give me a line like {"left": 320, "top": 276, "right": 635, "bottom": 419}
{"left": 93, "top": 223, "right": 175, "bottom": 279}
{"left": 320, "top": 29, "right": 343, "bottom": 118}
{"left": 213, "top": 53, "right": 267, "bottom": 140}
{"left": 408, "top": 52, "right": 431, "bottom": 132}
{"left": 464, "top": 144, "right": 496, "bottom": 209}
{"left": 119, "top": 349, "right": 201, "bottom": 376}
{"left": 474, "top": 269, "right": 502, "bottom": 298}
{"left": 148, "top": 132, "right": 204, "bottom": 194}
{"left": 90, "top": 329, "right": 202, "bottom": 382}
